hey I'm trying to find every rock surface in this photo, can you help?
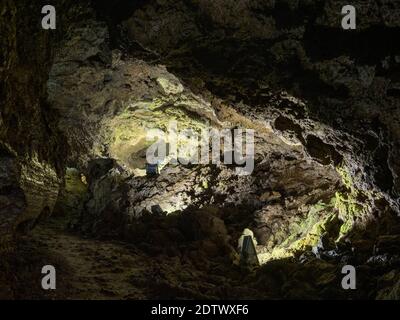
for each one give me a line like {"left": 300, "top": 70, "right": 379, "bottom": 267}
{"left": 0, "top": 0, "right": 72, "bottom": 252}
{"left": 1, "top": 0, "right": 400, "bottom": 299}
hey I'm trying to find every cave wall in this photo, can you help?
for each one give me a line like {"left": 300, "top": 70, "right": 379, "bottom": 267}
{"left": 105, "top": 0, "right": 400, "bottom": 205}
{"left": 78, "top": 0, "right": 400, "bottom": 264}
{"left": 44, "top": 9, "right": 349, "bottom": 261}
{"left": 1, "top": 0, "right": 398, "bottom": 254}
{"left": 0, "top": 0, "right": 82, "bottom": 250}
{"left": 1, "top": 0, "right": 400, "bottom": 300}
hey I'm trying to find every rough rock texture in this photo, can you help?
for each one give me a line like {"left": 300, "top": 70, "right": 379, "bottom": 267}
{"left": 116, "top": 0, "right": 400, "bottom": 207}
{"left": 0, "top": 150, "right": 25, "bottom": 246}
{"left": 0, "top": 0, "right": 69, "bottom": 253}
{"left": 46, "top": 14, "right": 353, "bottom": 263}
{"left": 1, "top": 0, "right": 400, "bottom": 299}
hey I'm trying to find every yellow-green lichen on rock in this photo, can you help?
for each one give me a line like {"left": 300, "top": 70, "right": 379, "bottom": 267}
{"left": 65, "top": 167, "right": 88, "bottom": 194}
{"left": 103, "top": 77, "right": 220, "bottom": 175}
{"left": 157, "top": 77, "right": 184, "bottom": 95}
{"left": 333, "top": 164, "right": 377, "bottom": 241}
{"left": 258, "top": 201, "right": 340, "bottom": 263}
{"left": 54, "top": 167, "right": 88, "bottom": 217}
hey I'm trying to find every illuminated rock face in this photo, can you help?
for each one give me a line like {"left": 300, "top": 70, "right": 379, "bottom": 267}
{"left": 18, "top": 157, "right": 60, "bottom": 227}
{"left": 1, "top": 0, "right": 400, "bottom": 299}
{"left": 45, "top": 13, "right": 344, "bottom": 257}
{"left": 0, "top": 0, "right": 68, "bottom": 248}
{"left": 46, "top": 17, "right": 220, "bottom": 172}
{"left": 103, "top": 0, "right": 400, "bottom": 262}
{"left": 42, "top": 2, "right": 399, "bottom": 265}
{"left": 119, "top": 0, "right": 400, "bottom": 201}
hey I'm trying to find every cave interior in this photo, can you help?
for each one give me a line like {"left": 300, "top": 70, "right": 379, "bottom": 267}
{"left": 1, "top": 0, "right": 400, "bottom": 300}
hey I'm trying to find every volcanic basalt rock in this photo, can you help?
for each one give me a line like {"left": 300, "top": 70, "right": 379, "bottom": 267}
{"left": 119, "top": 0, "right": 400, "bottom": 198}
{"left": 0, "top": 0, "right": 68, "bottom": 251}
{"left": 1, "top": 0, "right": 400, "bottom": 300}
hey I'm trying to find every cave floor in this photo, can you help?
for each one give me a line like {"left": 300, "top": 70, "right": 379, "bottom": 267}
{"left": 12, "top": 215, "right": 267, "bottom": 300}
{"left": 7, "top": 213, "right": 396, "bottom": 300}
{"left": 14, "top": 216, "right": 151, "bottom": 299}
